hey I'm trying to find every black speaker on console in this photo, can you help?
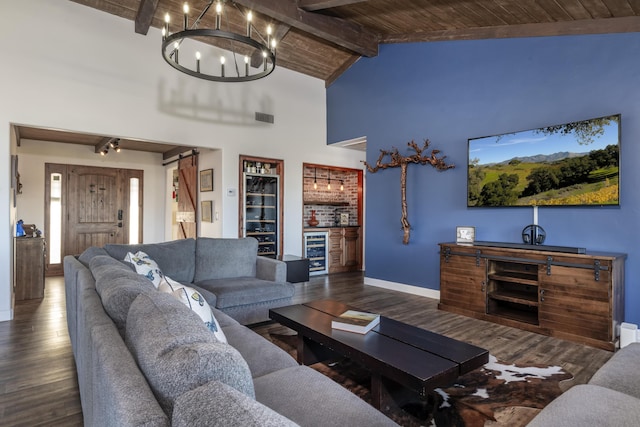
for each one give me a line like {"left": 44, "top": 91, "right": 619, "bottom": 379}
{"left": 522, "top": 224, "right": 546, "bottom": 245}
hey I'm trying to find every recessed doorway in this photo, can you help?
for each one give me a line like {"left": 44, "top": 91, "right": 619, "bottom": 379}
{"left": 44, "top": 163, "right": 143, "bottom": 276}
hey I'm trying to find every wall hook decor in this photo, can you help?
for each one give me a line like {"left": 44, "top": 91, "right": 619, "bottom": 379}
{"left": 363, "top": 139, "right": 454, "bottom": 244}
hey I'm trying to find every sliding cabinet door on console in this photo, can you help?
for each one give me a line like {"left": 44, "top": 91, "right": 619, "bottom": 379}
{"left": 439, "top": 245, "right": 486, "bottom": 316}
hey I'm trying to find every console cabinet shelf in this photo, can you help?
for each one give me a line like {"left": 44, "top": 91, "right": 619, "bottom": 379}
{"left": 438, "top": 242, "right": 625, "bottom": 351}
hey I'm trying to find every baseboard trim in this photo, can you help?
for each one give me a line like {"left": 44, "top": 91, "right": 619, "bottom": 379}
{"left": 364, "top": 276, "right": 440, "bottom": 300}
{"left": 0, "top": 308, "right": 14, "bottom": 322}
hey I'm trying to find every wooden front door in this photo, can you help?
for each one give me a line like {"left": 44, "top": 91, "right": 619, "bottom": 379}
{"left": 45, "top": 163, "right": 143, "bottom": 275}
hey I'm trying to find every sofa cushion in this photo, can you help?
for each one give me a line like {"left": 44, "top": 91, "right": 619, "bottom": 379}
{"left": 194, "top": 277, "right": 295, "bottom": 309}
{"left": 105, "top": 239, "right": 196, "bottom": 283}
{"left": 588, "top": 342, "right": 640, "bottom": 400}
{"left": 172, "top": 381, "right": 298, "bottom": 427}
{"left": 159, "top": 278, "right": 227, "bottom": 343}
{"left": 77, "top": 246, "right": 111, "bottom": 267}
{"left": 89, "top": 255, "right": 156, "bottom": 332}
{"left": 222, "top": 324, "right": 297, "bottom": 378}
{"left": 254, "top": 366, "right": 398, "bottom": 427}
{"left": 194, "top": 238, "right": 258, "bottom": 282}
{"left": 125, "top": 251, "right": 166, "bottom": 288}
{"left": 125, "top": 292, "right": 255, "bottom": 416}
{"left": 91, "top": 322, "right": 169, "bottom": 427}
{"left": 526, "top": 384, "right": 640, "bottom": 427}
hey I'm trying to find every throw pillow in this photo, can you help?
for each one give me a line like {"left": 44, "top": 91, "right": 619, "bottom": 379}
{"left": 124, "top": 251, "right": 165, "bottom": 288}
{"left": 159, "top": 278, "right": 227, "bottom": 344}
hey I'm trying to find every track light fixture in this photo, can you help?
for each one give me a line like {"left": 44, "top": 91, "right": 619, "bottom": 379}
{"left": 97, "top": 138, "right": 122, "bottom": 156}
{"left": 109, "top": 138, "right": 121, "bottom": 153}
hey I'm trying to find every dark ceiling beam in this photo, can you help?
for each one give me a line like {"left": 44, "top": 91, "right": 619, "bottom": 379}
{"left": 382, "top": 16, "right": 640, "bottom": 44}
{"left": 298, "top": 0, "right": 369, "bottom": 12}
{"left": 13, "top": 125, "right": 21, "bottom": 147}
{"left": 163, "top": 146, "right": 198, "bottom": 161}
{"left": 325, "top": 54, "right": 360, "bottom": 87}
{"left": 233, "top": 0, "right": 379, "bottom": 57}
{"left": 135, "top": 0, "right": 160, "bottom": 35}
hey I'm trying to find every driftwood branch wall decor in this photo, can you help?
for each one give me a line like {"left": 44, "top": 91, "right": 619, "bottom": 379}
{"left": 363, "top": 139, "right": 455, "bottom": 244}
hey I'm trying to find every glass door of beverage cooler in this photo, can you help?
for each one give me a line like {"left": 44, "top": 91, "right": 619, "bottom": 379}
{"left": 243, "top": 173, "right": 280, "bottom": 258}
{"left": 304, "top": 231, "right": 328, "bottom": 275}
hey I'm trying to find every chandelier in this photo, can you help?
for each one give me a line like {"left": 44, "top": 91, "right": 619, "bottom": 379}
{"left": 161, "top": 1, "right": 277, "bottom": 82}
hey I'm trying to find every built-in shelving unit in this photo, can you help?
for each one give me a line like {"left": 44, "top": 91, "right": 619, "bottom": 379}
{"left": 239, "top": 156, "right": 284, "bottom": 259}
{"left": 486, "top": 260, "right": 539, "bottom": 325}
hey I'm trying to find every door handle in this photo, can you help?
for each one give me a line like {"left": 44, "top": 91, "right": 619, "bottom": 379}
{"left": 117, "top": 222, "right": 123, "bottom": 228}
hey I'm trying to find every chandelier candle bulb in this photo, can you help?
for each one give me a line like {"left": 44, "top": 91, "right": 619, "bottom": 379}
{"left": 220, "top": 56, "right": 225, "bottom": 77}
{"left": 215, "top": 1, "right": 222, "bottom": 29}
{"left": 196, "top": 51, "right": 201, "bottom": 73}
{"left": 246, "top": 11, "right": 252, "bottom": 37}
{"left": 183, "top": 3, "right": 189, "bottom": 30}
{"left": 244, "top": 55, "right": 249, "bottom": 76}
{"left": 267, "top": 25, "right": 272, "bottom": 47}
{"left": 174, "top": 42, "right": 179, "bottom": 63}
{"left": 164, "top": 13, "right": 170, "bottom": 35}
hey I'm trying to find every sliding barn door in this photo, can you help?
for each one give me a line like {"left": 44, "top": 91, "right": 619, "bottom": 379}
{"left": 177, "top": 156, "right": 198, "bottom": 239}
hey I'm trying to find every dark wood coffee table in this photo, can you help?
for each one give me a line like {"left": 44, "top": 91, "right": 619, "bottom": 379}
{"left": 269, "top": 300, "right": 489, "bottom": 410}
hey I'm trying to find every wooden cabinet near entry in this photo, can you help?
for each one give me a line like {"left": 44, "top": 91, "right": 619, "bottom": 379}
{"left": 15, "top": 237, "right": 46, "bottom": 301}
{"left": 438, "top": 242, "right": 625, "bottom": 351}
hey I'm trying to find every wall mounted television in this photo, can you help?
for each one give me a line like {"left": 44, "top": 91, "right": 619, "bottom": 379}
{"left": 467, "top": 114, "right": 620, "bottom": 207}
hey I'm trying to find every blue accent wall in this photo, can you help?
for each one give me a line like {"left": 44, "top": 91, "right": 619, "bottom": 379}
{"left": 327, "top": 33, "right": 640, "bottom": 325}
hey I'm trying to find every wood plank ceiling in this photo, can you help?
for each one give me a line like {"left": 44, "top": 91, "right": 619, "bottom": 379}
{"left": 70, "top": 0, "right": 640, "bottom": 86}
{"left": 17, "top": 1, "right": 640, "bottom": 153}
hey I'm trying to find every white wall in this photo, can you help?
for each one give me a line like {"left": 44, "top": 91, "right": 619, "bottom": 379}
{"left": 0, "top": 1, "right": 364, "bottom": 321}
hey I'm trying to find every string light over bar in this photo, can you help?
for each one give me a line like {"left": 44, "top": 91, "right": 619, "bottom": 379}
{"left": 161, "top": 1, "right": 277, "bottom": 83}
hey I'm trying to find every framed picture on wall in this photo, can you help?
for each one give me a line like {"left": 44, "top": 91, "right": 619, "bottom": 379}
{"left": 201, "top": 200, "right": 213, "bottom": 222}
{"left": 200, "top": 169, "right": 213, "bottom": 192}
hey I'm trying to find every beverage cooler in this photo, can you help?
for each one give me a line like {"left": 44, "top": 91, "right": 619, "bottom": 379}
{"left": 304, "top": 231, "right": 328, "bottom": 275}
{"left": 243, "top": 173, "right": 280, "bottom": 258}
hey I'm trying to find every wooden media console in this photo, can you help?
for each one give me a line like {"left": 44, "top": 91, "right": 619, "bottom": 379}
{"left": 438, "top": 242, "right": 626, "bottom": 351}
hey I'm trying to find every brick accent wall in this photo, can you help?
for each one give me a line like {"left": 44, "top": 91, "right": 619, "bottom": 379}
{"left": 303, "top": 165, "right": 360, "bottom": 227}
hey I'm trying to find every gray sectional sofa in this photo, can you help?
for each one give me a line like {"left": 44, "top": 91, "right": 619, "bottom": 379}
{"left": 527, "top": 343, "right": 640, "bottom": 426}
{"left": 64, "top": 238, "right": 397, "bottom": 426}
{"left": 89, "top": 237, "right": 294, "bottom": 325}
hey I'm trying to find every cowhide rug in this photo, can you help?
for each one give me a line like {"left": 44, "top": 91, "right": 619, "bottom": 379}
{"left": 266, "top": 333, "right": 573, "bottom": 427}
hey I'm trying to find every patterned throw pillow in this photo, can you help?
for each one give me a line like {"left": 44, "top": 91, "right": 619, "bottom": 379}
{"left": 124, "top": 251, "right": 165, "bottom": 288}
{"left": 159, "top": 278, "right": 227, "bottom": 344}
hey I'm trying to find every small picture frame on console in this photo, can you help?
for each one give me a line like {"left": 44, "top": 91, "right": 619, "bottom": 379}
{"left": 456, "top": 226, "right": 475, "bottom": 244}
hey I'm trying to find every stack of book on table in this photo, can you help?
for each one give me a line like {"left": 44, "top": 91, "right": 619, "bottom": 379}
{"left": 331, "top": 310, "right": 380, "bottom": 334}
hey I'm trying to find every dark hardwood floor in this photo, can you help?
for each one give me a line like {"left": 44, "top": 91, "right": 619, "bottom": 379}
{"left": 0, "top": 272, "right": 612, "bottom": 426}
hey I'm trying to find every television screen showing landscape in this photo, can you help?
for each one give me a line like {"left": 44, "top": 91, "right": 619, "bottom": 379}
{"left": 467, "top": 114, "right": 620, "bottom": 207}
